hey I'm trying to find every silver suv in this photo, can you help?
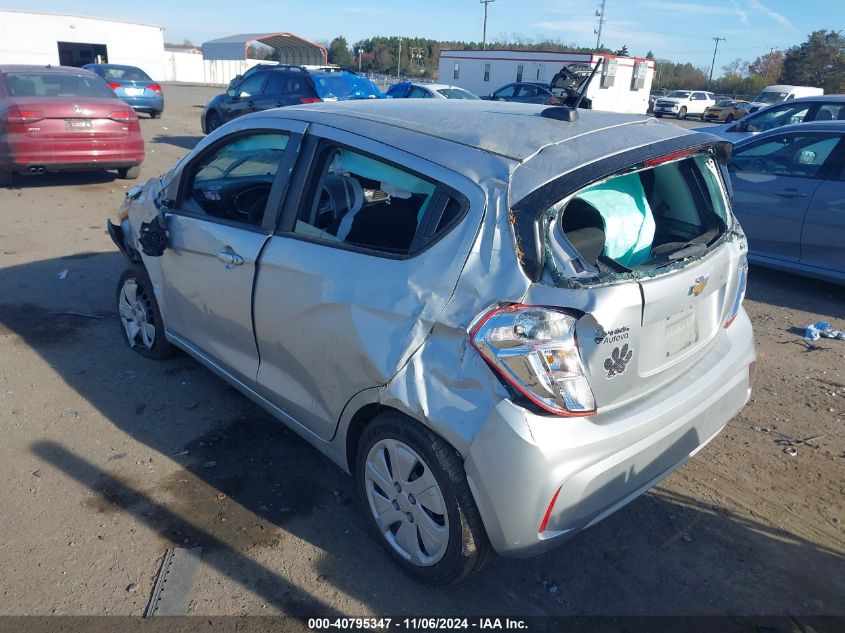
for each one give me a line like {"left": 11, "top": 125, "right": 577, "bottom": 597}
{"left": 109, "top": 100, "right": 755, "bottom": 584}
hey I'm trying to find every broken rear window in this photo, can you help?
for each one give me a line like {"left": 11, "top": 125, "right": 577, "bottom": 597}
{"left": 545, "top": 153, "right": 730, "bottom": 282}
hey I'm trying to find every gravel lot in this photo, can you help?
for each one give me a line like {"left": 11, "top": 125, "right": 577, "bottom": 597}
{"left": 0, "top": 84, "right": 843, "bottom": 618}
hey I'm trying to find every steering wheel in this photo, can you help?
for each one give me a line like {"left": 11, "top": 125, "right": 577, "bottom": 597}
{"left": 750, "top": 157, "right": 768, "bottom": 172}
{"left": 232, "top": 184, "right": 271, "bottom": 224}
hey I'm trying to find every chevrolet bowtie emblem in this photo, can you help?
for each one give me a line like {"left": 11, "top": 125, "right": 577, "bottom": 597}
{"left": 689, "top": 276, "right": 708, "bottom": 296}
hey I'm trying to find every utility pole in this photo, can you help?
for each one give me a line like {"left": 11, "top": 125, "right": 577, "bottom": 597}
{"left": 708, "top": 36, "right": 726, "bottom": 90}
{"left": 480, "top": 0, "right": 494, "bottom": 50}
{"left": 358, "top": 48, "right": 363, "bottom": 72}
{"left": 397, "top": 37, "right": 402, "bottom": 79}
{"left": 594, "top": 0, "right": 606, "bottom": 50}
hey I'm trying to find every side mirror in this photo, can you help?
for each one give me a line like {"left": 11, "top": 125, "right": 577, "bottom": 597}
{"left": 488, "top": 92, "right": 494, "bottom": 99}
{"left": 233, "top": 74, "right": 243, "bottom": 82}
{"left": 733, "top": 119, "right": 748, "bottom": 132}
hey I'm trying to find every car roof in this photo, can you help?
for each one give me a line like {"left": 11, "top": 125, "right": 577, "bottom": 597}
{"left": 243, "top": 100, "right": 695, "bottom": 202}
{"left": 0, "top": 64, "right": 98, "bottom": 76}
{"left": 764, "top": 94, "right": 845, "bottom": 104}
{"left": 735, "top": 120, "right": 845, "bottom": 146}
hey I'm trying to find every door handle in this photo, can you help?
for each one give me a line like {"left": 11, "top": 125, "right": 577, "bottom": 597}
{"left": 216, "top": 247, "right": 244, "bottom": 268}
{"left": 247, "top": 100, "right": 255, "bottom": 107}
{"left": 773, "top": 189, "right": 807, "bottom": 199}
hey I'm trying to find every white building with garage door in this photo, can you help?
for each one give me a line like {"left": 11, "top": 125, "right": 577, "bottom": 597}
{"left": 439, "top": 49, "right": 655, "bottom": 115}
{"left": 0, "top": 10, "right": 165, "bottom": 80}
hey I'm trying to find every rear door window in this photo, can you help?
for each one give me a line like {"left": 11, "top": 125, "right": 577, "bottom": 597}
{"left": 263, "top": 72, "right": 290, "bottom": 95}
{"left": 292, "top": 145, "right": 464, "bottom": 255}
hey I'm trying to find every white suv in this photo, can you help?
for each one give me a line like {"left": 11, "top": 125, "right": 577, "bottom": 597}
{"left": 653, "top": 90, "right": 716, "bottom": 120}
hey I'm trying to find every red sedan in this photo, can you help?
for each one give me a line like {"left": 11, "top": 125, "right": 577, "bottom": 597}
{"left": 0, "top": 65, "right": 144, "bottom": 186}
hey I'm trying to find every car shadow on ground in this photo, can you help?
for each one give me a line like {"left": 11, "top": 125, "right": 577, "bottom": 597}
{"left": 2, "top": 251, "right": 844, "bottom": 617}
{"left": 2, "top": 171, "right": 127, "bottom": 189}
{"left": 746, "top": 265, "right": 845, "bottom": 321}
{"left": 152, "top": 135, "right": 203, "bottom": 151}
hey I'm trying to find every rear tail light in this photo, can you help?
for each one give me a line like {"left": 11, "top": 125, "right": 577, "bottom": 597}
{"left": 6, "top": 106, "right": 44, "bottom": 124}
{"left": 299, "top": 97, "right": 322, "bottom": 104}
{"left": 109, "top": 110, "right": 134, "bottom": 122}
{"left": 108, "top": 82, "right": 121, "bottom": 91}
{"left": 147, "top": 83, "right": 162, "bottom": 93}
{"left": 723, "top": 256, "right": 748, "bottom": 328}
{"left": 471, "top": 305, "right": 596, "bottom": 416}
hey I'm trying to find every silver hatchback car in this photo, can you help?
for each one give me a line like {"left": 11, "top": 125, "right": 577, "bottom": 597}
{"left": 108, "top": 100, "right": 755, "bottom": 584}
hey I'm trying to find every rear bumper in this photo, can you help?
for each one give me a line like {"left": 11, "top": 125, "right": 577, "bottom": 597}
{"left": 465, "top": 309, "right": 755, "bottom": 557}
{"left": 121, "top": 94, "right": 165, "bottom": 113}
{"left": 3, "top": 142, "right": 144, "bottom": 173}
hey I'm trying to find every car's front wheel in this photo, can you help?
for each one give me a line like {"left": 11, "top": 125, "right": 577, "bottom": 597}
{"left": 356, "top": 412, "right": 490, "bottom": 584}
{"left": 726, "top": 114, "right": 734, "bottom": 123}
{"left": 206, "top": 111, "right": 222, "bottom": 133}
{"left": 150, "top": 111, "right": 162, "bottom": 119}
{"left": 116, "top": 267, "right": 175, "bottom": 359}
{"left": 677, "top": 106, "right": 687, "bottom": 120}
{"left": 0, "top": 169, "right": 12, "bottom": 187}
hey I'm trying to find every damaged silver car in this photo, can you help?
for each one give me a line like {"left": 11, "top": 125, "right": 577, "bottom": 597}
{"left": 108, "top": 99, "right": 755, "bottom": 584}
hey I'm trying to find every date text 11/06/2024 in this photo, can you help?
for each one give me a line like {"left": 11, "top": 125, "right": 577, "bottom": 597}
{"left": 307, "top": 618, "right": 529, "bottom": 630}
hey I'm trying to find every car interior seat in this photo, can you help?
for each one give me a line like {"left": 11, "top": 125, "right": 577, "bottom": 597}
{"left": 836, "top": 108, "right": 845, "bottom": 121}
{"left": 815, "top": 109, "right": 834, "bottom": 121}
{"left": 561, "top": 198, "right": 606, "bottom": 267}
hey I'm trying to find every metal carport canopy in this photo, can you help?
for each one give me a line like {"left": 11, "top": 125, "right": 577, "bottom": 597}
{"left": 202, "top": 32, "right": 327, "bottom": 65}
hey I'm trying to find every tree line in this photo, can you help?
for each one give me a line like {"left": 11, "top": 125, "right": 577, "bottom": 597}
{"left": 319, "top": 30, "right": 845, "bottom": 96}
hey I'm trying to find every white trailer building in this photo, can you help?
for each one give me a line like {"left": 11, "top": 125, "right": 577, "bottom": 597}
{"left": 0, "top": 10, "right": 165, "bottom": 80}
{"left": 438, "top": 50, "right": 655, "bottom": 115}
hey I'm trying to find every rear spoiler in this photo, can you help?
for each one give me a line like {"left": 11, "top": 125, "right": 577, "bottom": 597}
{"left": 509, "top": 133, "right": 733, "bottom": 281}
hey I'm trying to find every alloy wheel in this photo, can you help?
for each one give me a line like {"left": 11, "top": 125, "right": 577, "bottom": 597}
{"left": 118, "top": 278, "right": 156, "bottom": 350}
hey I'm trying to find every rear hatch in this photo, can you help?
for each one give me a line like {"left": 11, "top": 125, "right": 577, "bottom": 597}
{"left": 534, "top": 148, "right": 747, "bottom": 411}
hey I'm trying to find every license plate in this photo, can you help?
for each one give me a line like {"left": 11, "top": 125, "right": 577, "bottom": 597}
{"left": 665, "top": 312, "right": 697, "bottom": 356}
{"left": 124, "top": 87, "right": 143, "bottom": 96}
{"left": 65, "top": 119, "right": 93, "bottom": 130}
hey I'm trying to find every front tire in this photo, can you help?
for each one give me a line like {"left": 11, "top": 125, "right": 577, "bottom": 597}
{"left": 116, "top": 267, "right": 175, "bottom": 360}
{"left": 206, "top": 111, "right": 222, "bottom": 133}
{"left": 654, "top": 113, "right": 662, "bottom": 118}
{"left": 0, "top": 169, "right": 12, "bottom": 187}
{"left": 150, "top": 111, "right": 162, "bottom": 119}
{"left": 726, "top": 114, "right": 734, "bottom": 123}
{"left": 356, "top": 412, "right": 490, "bottom": 584}
{"left": 677, "top": 106, "right": 687, "bottom": 120}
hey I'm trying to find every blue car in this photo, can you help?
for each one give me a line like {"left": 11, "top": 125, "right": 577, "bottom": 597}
{"left": 728, "top": 120, "right": 845, "bottom": 284}
{"left": 83, "top": 64, "right": 164, "bottom": 119}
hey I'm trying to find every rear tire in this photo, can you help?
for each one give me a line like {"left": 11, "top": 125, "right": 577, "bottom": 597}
{"left": 677, "top": 106, "right": 687, "bottom": 120}
{"left": 150, "top": 111, "right": 161, "bottom": 119}
{"left": 0, "top": 169, "right": 12, "bottom": 187}
{"left": 726, "top": 114, "right": 734, "bottom": 123}
{"left": 654, "top": 113, "right": 662, "bottom": 118}
{"left": 118, "top": 165, "right": 140, "bottom": 180}
{"left": 116, "top": 267, "right": 175, "bottom": 360}
{"left": 356, "top": 412, "right": 490, "bottom": 584}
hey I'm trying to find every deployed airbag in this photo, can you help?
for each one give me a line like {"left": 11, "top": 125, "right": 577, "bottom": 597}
{"left": 575, "top": 172, "right": 655, "bottom": 267}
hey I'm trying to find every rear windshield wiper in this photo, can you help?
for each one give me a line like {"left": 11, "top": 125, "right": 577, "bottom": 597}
{"left": 668, "top": 242, "right": 709, "bottom": 260}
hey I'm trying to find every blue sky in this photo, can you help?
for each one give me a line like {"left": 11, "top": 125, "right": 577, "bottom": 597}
{"left": 4, "top": 0, "right": 837, "bottom": 73}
